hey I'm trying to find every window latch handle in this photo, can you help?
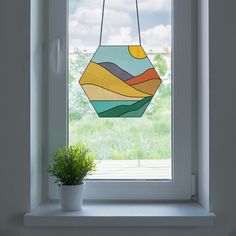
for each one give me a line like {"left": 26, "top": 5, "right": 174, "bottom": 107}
{"left": 50, "top": 38, "right": 61, "bottom": 74}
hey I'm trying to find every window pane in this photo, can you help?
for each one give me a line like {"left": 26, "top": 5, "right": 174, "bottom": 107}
{"left": 69, "top": 0, "right": 172, "bottom": 179}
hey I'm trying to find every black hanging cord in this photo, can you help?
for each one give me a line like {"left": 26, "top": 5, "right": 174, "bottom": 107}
{"left": 99, "top": 0, "right": 106, "bottom": 45}
{"left": 135, "top": 0, "right": 142, "bottom": 45}
{"left": 99, "top": 0, "right": 141, "bottom": 45}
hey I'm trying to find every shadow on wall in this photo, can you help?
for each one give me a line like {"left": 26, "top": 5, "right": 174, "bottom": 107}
{"left": 0, "top": 213, "right": 24, "bottom": 236}
{"left": 0, "top": 229, "right": 16, "bottom": 236}
{"left": 229, "top": 229, "right": 236, "bottom": 236}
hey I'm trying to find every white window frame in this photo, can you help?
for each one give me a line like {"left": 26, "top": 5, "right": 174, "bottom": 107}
{"left": 48, "top": 0, "right": 195, "bottom": 200}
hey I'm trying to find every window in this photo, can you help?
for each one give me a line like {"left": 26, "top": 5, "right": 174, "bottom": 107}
{"left": 69, "top": 0, "right": 171, "bottom": 180}
{"left": 48, "top": 0, "right": 195, "bottom": 200}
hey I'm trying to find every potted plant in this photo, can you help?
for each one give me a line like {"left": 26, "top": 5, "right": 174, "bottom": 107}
{"left": 48, "top": 144, "right": 96, "bottom": 211}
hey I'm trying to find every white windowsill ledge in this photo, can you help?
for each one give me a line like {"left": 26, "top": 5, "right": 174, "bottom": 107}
{"left": 24, "top": 200, "right": 215, "bottom": 227}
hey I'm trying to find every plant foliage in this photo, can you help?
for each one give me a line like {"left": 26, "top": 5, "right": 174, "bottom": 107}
{"left": 48, "top": 145, "right": 96, "bottom": 185}
{"left": 153, "top": 54, "right": 168, "bottom": 77}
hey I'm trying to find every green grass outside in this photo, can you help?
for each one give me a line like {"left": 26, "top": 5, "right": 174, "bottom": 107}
{"left": 68, "top": 51, "right": 171, "bottom": 160}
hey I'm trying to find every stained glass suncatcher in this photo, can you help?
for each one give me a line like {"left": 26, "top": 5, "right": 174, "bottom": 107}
{"left": 79, "top": 45, "right": 162, "bottom": 117}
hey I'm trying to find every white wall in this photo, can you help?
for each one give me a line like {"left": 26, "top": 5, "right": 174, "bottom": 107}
{"left": 208, "top": 0, "right": 236, "bottom": 234}
{"left": 1, "top": 0, "right": 236, "bottom": 235}
{"left": 0, "top": 0, "right": 31, "bottom": 235}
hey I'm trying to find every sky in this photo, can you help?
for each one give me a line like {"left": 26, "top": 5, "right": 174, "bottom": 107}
{"left": 69, "top": 0, "right": 171, "bottom": 53}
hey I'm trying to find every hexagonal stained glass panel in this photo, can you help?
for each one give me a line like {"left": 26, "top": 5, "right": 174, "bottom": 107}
{"left": 79, "top": 45, "right": 162, "bottom": 117}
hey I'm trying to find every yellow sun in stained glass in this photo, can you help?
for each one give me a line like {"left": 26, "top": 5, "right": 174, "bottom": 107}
{"left": 128, "top": 46, "right": 147, "bottom": 59}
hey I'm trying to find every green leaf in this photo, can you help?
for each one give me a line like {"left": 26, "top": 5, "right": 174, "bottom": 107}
{"left": 48, "top": 144, "right": 96, "bottom": 185}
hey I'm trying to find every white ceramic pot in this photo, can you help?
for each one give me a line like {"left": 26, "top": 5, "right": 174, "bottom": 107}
{"left": 60, "top": 183, "right": 84, "bottom": 211}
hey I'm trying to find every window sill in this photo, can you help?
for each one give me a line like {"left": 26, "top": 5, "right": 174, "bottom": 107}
{"left": 24, "top": 200, "right": 215, "bottom": 227}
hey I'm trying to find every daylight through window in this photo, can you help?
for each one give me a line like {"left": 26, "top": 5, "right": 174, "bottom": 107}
{"left": 68, "top": 0, "right": 172, "bottom": 180}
